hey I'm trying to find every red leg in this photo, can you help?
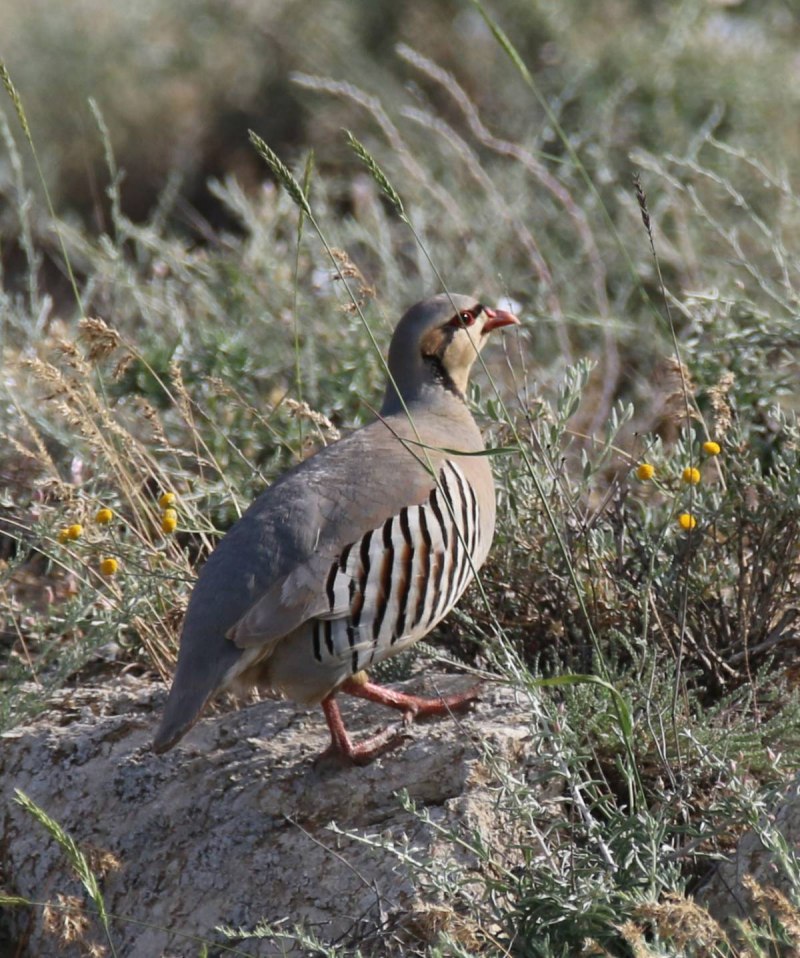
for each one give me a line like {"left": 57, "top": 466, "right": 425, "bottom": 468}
{"left": 316, "top": 695, "right": 408, "bottom": 767}
{"left": 340, "top": 676, "right": 481, "bottom": 722}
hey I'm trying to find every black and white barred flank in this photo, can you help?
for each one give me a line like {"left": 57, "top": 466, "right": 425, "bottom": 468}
{"left": 311, "top": 461, "right": 483, "bottom": 674}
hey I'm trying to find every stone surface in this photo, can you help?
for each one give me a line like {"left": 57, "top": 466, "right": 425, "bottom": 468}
{"left": 0, "top": 672, "right": 543, "bottom": 957}
{"left": 696, "top": 776, "right": 800, "bottom": 927}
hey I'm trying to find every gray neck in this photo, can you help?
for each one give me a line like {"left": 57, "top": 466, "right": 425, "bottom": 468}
{"left": 380, "top": 357, "right": 464, "bottom": 416}
{"left": 380, "top": 378, "right": 466, "bottom": 421}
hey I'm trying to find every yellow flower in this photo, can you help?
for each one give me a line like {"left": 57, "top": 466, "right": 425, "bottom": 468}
{"left": 57, "top": 528, "right": 71, "bottom": 543}
{"left": 703, "top": 440, "right": 721, "bottom": 456}
{"left": 161, "top": 510, "right": 178, "bottom": 534}
{"left": 682, "top": 466, "right": 701, "bottom": 485}
{"left": 95, "top": 507, "right": 114, "bottom": 524}
{"left": 99, "top": 557, "right": 119, "bottom": 576}
{"left": 636, "top": 463, "right": 655, "bottom": 481}
{"left": 159, "top": 492, "right": 176, "bottom": 509}
{"left": 678, "top": 512, "right": 697, "bottom": 531}
{"left": 66, "top": 523, "right": 83, "bottom": 541}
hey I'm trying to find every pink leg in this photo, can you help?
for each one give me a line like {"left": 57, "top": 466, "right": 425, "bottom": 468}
{"left": 340, "top": 677, "right": 481, "bottom": 721}
{"left": 317, "top": 695, "right": 408, "bottom": 767}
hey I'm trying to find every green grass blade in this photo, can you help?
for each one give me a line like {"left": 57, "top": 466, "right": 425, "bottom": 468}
{"left": 14, "top": 789, "right": 118, "bottom": 957}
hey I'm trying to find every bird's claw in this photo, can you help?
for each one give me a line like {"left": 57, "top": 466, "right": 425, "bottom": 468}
{"left": 314, "top": 721, "right": 411, "bottom": 770}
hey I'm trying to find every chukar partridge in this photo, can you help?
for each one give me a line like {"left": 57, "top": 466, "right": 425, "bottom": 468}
{"left": 153, "top": 294, "right": 519, "bottom": 764}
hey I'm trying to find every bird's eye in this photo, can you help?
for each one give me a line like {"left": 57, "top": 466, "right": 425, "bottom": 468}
{"left": 449, "top": 308, "right": 478, "bottom": 327}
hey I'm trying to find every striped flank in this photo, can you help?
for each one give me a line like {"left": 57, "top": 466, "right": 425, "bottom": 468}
{"left": 312, "top": 461, "right": 483, "bottom": 673}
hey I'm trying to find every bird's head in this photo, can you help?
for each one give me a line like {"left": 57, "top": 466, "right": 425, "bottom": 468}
{"left": 381, "top": 293, "right": 520, "bottom": 413}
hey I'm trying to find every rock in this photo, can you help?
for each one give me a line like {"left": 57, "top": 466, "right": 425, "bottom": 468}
{"left": 696, "top": 776, "right": 800, "bottom": 929}
{"left": 0, "top": 673, "right": 545, "bottom": 957}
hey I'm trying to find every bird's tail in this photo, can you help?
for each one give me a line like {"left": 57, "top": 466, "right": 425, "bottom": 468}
{"left": 153, "top": 640, "right": 242, "bottom": 753}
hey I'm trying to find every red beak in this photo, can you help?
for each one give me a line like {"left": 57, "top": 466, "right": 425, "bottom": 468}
{"left": 482, "top": 306, "right": 521, "bottom": 332}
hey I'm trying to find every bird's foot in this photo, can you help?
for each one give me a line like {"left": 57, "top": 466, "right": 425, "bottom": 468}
{"left": 316, "top": 695, "right": 410, "bottom": 768}
{"left": 340, "top": 675, "right": 482, "bottom": 723}
{"left": 314, "top": 723, "right": 409, "bottom": 769}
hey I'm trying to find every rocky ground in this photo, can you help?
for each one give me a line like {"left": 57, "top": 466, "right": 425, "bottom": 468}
{"left": 1, "top": 673, "right": 545, "bottom": 957}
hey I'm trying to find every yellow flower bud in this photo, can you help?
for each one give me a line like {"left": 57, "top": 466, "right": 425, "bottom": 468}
{"left": 66, "top": 523, "right": 83, "bottom": 541}
{"left": 678, "top": 512, "right": 697, "bottom": 531}
{"left": 161, "top": 512, "right": 178, "bottom": 534}
{"left": 95, "top": 507, "right": 114, "bottom": 524}
{"left": 159, "top": 492, "right": 176, "bottom": 509}
{"left": 681, "top": 467, "right": 701, "bottom": 485}
{"left": 703, "top": 441, "right": 721, "bottom": 456}
{"left": 57, "top": 527, "right": 70, "bottom": 543}
{"left": 636, "top": 463, "right": 655, "bottom": 481}
{"left": 99, "top": 557, "right": 119, "bottom": 576}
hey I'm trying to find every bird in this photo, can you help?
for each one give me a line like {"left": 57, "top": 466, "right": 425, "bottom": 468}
{"left": 153, "top": 293, "right": 519, "bottom": 765}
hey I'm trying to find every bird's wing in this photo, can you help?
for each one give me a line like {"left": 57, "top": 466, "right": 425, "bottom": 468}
{"left": 226, "top": 421, "right": 447, "bottom": 649}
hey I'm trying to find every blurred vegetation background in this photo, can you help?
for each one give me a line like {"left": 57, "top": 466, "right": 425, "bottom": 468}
{"left": 2, "top": 0, "right": 799, "bottom": 395}
{"left": 2, "top": 1, "right": 799, "bottom": 204}
{"left": 3, "top": 0, "right": 800, "bottom": 249}
{"left": 2, "top": 0, "right": 799, "bottom": 414}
